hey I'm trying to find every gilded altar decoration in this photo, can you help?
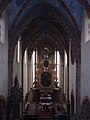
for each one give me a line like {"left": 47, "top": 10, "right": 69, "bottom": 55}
{"left": 33, "top": 46, "right": 58, "bottom": 91}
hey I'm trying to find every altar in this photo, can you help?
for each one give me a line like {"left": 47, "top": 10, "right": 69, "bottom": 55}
{"left": 31, "top": 46, "right": 61, "bottom": 104}
{"left": 31, "top": 87, "right": 61, "bottom": 105}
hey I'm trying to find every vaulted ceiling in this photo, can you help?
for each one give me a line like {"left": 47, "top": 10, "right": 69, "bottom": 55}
{"left": 0, "top": 0, "right": 90, "bottom": 58}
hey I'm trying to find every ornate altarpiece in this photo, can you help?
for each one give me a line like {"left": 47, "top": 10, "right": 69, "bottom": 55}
{"left": 34, "top": 47, "right": 57, "bottom": 92}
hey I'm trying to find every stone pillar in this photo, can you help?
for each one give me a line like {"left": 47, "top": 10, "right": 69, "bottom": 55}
{"left": 67, "top": 52, "right": 69, "bottom": 101}
{"left": 8, "top": 39, "right": 14, "bottom": 95}
{"left": 60, "top": 52, "right": 66, "bottom": 102}
{"left": 76, "top": 43, "right": 81, "bottom": 120}
{"left": 8, "top": 54, "right": 13, "bottom": 95}
{"left": 21, "top": 43, "right": 24, "bottom": 117}
{"left": 67, "top": 52, "right": 70, "bottom": 116}
{"left": 60, "top": 53, "right": 64, "bottom": 93}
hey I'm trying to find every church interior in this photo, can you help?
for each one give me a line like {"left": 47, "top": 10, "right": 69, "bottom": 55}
{"left": 0, "top": 0, "right": 90, "bottom": 120}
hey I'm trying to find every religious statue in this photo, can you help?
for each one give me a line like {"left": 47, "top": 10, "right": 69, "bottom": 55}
{"left": 33, "top": 78, "right": 38, "bottom": 88}
{"left": 54, "top": 79, "right": 58, "bottom": 88}
{"left": 0, "top": 95, "right": 5, "bottom": 120}
{"left": 10, "top": 76, "right": 22, "bottom": 119}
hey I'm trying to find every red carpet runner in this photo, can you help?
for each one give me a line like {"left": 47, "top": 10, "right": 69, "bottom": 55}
{"left": 38, "top": 111, "right": 53, "bottom": 118}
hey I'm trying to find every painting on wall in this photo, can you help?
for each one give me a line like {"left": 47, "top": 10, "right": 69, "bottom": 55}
{"left": 41, "top": 72, "right": 51, "bottom": 87}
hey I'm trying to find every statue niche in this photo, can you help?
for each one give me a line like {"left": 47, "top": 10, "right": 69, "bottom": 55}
{"left": 41, "top": 72, "right": 51, "bottom": 87}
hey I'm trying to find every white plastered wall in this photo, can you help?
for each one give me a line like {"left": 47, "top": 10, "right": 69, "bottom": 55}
{"left": 13, "top": 41, "right": 33, "bottom": 97}
{"left": 28, "top": 58, "right": 33, "bottom": 89}
{"left": 81, "top": 10, "right": 90, "bottom": 101}
{"left": 23, "top": 49, "right": 29, "bottom": 97}
{"left": 13, "top": 39, "right": 22, "bottom": 87}
{"left": 69, "top": 40, "right": 76, "bottom": 114}
{"left": 64, "top": 50, "right": 67, "bottom": 100}
{"left": 13, "top": 39, "right": 30, "bottom": 97}
{"left": 0, "top": 10, "right": 8, "bottom": 98}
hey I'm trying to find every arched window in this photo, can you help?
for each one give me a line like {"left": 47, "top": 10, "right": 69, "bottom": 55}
{"left": 55, "top": 50, "right": 60, "bottom": 87}
{"left": 57, "top": 51, "right": 60, "bottom": 86}
{"left": 15, "top": 40, "right": 20, "bottom": 62}
{"left": 88, "top": 19, "right": 90, "bottom": 41}
{"left": 32, "top": 50, "right": 38, "bottom": 83}
{"left": 84, "top": 10, "right": 90, "bottom": 42}
{"left": 0, "top": 11, "right": 5, "bottom": 44}
{"left": 32, "top": 51, "right": 35, "bottom": 83}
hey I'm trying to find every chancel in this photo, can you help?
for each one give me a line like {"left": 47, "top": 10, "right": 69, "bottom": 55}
{"left": 32, "top": 45, "right": 61, "bottom": 97}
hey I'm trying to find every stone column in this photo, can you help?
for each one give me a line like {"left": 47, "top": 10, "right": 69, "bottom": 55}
{"left": 67, "top": 52, "right": 70, "bottom": 116}
{"left": 21, "top": 43, "right": 24, "bottom": 117}
{"left": 8, "top": 38, "right": 14, "bottom": 95}
{"left": 60, "top": 53, "right": 64, "bottom": 93}
{"left": 76, "top": 43, "right": 81, "bottom": 120}
{"left": 60, "top": 52, "right": 64, "bottom": 102}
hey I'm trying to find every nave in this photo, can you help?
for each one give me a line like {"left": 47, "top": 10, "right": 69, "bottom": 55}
{"left": 1, "top": 1, "right": 90, "bottom": 120}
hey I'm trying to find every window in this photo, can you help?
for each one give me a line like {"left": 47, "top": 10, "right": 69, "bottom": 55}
{"left": 55, "top": 50, "right": 60, "bottom": 87}
{"left": 88, "top": 19, "right": 90, "bottom": 41}
{"left": 32, "top": 50, "right": 38, "bottom": 83}
{"left": 24, "top": 49, "right": 27, "bottom": 64}
{"left": 15, "top": 40, "right": 20, "bottom": 62}
{"left": 17, "top": 40, "right": 20, "bottom": 62}
{"left": 32, "top": 51, "right": 35, "bottom": 83}
{"left": 0, "top": 12, "right": 5, "bottom": 44}
{"left": 84, "top": 10, "right": 90, "bottom": 42}
{"left": 0, "top": 19, "right": 1, "bottom": 40}
{"left": 57, "top": 51, "right": 60, "bottom": 86}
